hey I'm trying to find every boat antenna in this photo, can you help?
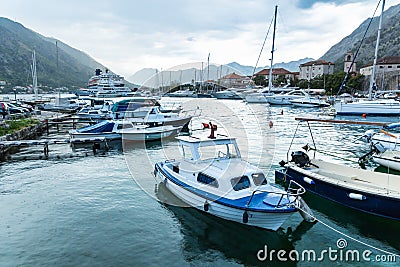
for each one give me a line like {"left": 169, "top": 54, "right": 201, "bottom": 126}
{"left": 337, "top": 0, "right": 382, "bottom": 97}
{"left": 368, "top": 0, "right": 385, "bottom": 100}
{"left": 268, "top": 5, "right": 278, "bottom": 93}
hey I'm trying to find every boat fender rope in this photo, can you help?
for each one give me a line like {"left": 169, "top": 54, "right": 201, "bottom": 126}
{"left": 295, "top": 205, "right": 400, "bottom": 259}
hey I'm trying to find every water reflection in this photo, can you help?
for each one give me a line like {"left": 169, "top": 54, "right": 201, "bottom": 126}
{"left": 156, "top": 182, "right": 316, "bottom": 266}
{"left": 301, "top": 193, "right": 400, "bottom": 253}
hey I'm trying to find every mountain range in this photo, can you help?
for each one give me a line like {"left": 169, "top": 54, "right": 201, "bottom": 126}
{"left": 321, "top": 3, "right": 400, "bottom": 68}
{"left": 0, "top": 17, "right": 109, "bottom": 90}
{"left": 127, "top": 58, "right": 314, "bottom": 88}
{"left": 1, "top": 2, "right": 400, "bottom": 90}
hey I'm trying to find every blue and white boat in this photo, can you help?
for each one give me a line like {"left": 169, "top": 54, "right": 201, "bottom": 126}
{"left": 154, "top": 130, "right": 313, "bottom": 231}
{"left": 276, "top": 155, "right": 400, "bottom": 221}
{"left": 276, "top": 117, "right": 400, "bottom": 221}
{"left": 69, "top": 120, "right": 181, "bottom": 141}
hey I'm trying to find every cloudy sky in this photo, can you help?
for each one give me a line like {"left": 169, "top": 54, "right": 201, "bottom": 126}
{"left": 1, "top": 0, "right": 399, "bottom": 78}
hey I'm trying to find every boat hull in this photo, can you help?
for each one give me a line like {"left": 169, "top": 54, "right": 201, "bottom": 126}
{"left": 291, "top": 101, "right": 329, "bottom": 108}
{"left": 275, "top": 167, "right": 400, "bottom": 220}
{"left": 70, "top": 132, "right": 121, "bottom": 140}
{"left": 268, "top": 99, "right": 294, "bottom": 105}
{"left": 213, "top": 92, "right": 242, "bottom": 100}
{"left": 155, "top": 163, "right": 295, "bottom": 231}
{"left": 122, "top": 127, "right": 180, "bottom": 141}
{"left": 245, "top": 94, "right": 267, "bottom": 103}
{"left": 373, "top": 151, "right": 400, "bottom": 171}
{"left": 334, "top": 100, "right": 400, "bottom": 116}
{"left": 372, "top": 134, "right": 400, "bottom": 150}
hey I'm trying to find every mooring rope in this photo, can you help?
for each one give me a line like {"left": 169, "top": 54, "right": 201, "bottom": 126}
{"left": 296, "top": 205, "right": 400, "bottom": 258}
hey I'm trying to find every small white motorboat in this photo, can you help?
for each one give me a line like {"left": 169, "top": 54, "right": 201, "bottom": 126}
{"left": 76, "top": 107, "right": 112, "bottom": 120}
{"left": 368, "top": 129, "right": 400, "bottom": 151}
{"left": 213, "top": 89, "right": 243, "bottom": 100}
{"left": 265, "top": 89, "right": 309, "bottom": 105}
{"left": 361, "top": 128, "right": 400, "bottom": 171}
{"left": 372, "top": 150, "right": 400, "bottom": 171}
{"left": 69, "top": 120, "right": 181, "bottom": 141}
{"left": 154, "top": 128, "right": 313, "bottom": 231}
{"left": 126, "top": 106, "right": 193, "bottom": 128}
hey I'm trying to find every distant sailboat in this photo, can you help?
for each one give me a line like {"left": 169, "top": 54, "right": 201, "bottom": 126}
{"left": 334, "top": 0, "right": 400, "bottom": 116}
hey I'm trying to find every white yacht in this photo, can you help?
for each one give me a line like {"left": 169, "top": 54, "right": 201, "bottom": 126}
{"left": 78, "top": 69, "right": 132, "bottom": 97}
{"left": 290, "top": 95, "right": 330, "bottom": 108}
{"left": 265, "top": 90, "right": 309, "bottom": 105}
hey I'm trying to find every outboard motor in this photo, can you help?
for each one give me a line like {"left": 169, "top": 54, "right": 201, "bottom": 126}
{"left": 362, "top": 129, "right": 376, "bottom": 143}
{"left": 290, "top": 151, "right": 310, "bottom": 167}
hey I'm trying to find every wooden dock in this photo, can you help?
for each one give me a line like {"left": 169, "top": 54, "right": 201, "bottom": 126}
{"left": 0, "top": 137, "right": 108, "bottom": 159}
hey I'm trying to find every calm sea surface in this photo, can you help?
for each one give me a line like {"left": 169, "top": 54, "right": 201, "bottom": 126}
{"left": 1, "top": 97, "right": 400, "bottom": 266}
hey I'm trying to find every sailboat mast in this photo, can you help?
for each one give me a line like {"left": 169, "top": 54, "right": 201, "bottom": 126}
{"left": 268, "top": 5, "right": 277, "bottom": 92}
{"left": 31, "top": 50, "right": 38, "bottom": 101}
{"left": 369, "top": 0, "right": 385, "bottom": 100}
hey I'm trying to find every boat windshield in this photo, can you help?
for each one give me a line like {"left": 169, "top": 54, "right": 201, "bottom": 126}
{"left": 231, "top": 176, "right": 251, "bottom": 191}
{"left": 117, "top": 123, "right": 134, "bottom": 129}
{"left": 198, "top": 143, "right": 239, "bottom": 161}
{"left": 252, "top": 173, "right": 267, "bottom": 185}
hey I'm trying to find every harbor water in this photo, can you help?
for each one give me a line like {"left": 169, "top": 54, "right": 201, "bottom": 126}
{"left": 1, "top": 97, "right": 400, "bottom": 266}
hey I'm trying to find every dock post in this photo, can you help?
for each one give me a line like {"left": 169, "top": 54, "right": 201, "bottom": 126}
{"left": 45, "top": 119, "right": 49, "bottom": 135}
{"left": 44, "top": 143, "right": 49, "bottom": 157}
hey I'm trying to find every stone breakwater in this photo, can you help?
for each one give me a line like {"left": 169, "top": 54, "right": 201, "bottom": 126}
{"left": 0, "top": 123, "right": 45, "bottom": 141}
{"left": 0, "top": 122, "right": 47, "bottom": 158}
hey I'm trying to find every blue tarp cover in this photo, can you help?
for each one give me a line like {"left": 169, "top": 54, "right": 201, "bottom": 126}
{"left": 76, "top": 121, "right": 115, "bottom": 133}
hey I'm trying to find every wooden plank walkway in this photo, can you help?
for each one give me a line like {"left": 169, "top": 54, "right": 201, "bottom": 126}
{"left": 0, "top": 137, "right": 108, "bottom": 158}
{"left": 0, "top": 137, "right": 107, "bottom": 148}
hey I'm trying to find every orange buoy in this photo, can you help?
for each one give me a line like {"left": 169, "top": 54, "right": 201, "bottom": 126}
{"left": 362, "top": 113, "right": 367, "bottom": 118}
{"left": 269, "top": 121, "right": 273, "bottom": 128}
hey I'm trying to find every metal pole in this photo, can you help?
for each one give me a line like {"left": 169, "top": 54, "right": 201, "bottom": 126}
{"left": 369, "top": 0, "right": 385, "bottom": 100}
{"left": 268, "top": 5, "right": 278, "bottom": 92}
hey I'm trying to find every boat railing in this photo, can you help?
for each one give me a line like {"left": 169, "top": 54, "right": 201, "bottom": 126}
{"left": 245, "top": 180, "right": 306, "bottom": 209}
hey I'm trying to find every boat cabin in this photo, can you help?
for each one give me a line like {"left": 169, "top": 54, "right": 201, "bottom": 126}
{"left": 177, "top": 135, "right": 241, "bottom": 162}
{"left": 170, "top": 135, "right": 268, "bottom": 193}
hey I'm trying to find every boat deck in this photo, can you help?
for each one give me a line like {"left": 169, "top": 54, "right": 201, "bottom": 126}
{"left": 291, "top": 159, "right": 400, "bottom": 197}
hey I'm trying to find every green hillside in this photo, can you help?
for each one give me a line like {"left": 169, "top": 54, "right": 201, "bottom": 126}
{"left": 0, "top": 17, "right": 105, "bottom": 91}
